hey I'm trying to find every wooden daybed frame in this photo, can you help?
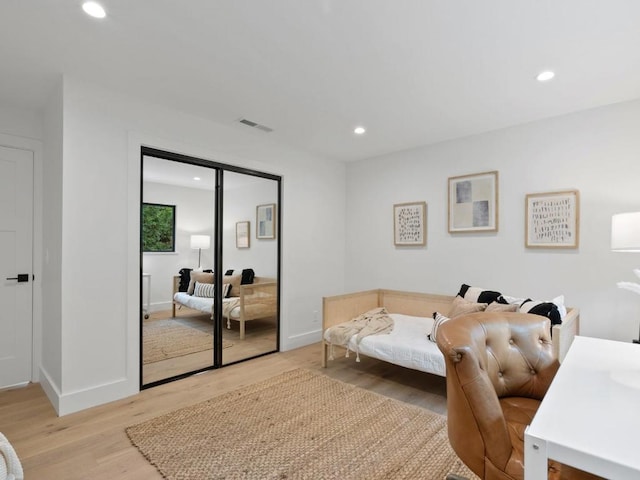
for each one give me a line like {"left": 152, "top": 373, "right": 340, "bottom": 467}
{"left": 172, "top": 276, "right": 277, "bottom": 339}
{"left": 321, "top": 289, "right": 580, "bottom": 370}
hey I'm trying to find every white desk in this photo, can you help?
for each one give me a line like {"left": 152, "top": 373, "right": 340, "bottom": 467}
{"left": 525, "top": 336, "right": 640, "bottom": 479}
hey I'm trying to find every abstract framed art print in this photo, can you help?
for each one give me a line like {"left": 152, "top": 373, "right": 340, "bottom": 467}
{"left": 448, "top": 171, "right": 498, "bottom": 233}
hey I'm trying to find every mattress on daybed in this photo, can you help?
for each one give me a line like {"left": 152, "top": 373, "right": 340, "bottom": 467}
{"left": 173, "top": 292, "right": 276, "bottom": 320}
{"left": 173, "top": 292, "right": 233, "bottom": 314}
{"left": 323, "top": 313, "right": 445, "bottom": 377}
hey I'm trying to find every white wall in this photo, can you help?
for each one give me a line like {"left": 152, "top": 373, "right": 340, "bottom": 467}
{"left": 223, "top": 175, "right": 278, "bottom": 278}
{"left": 41, "top": 76, "right": 346, "bottom": 415}
{"left": 0, "top": 105, "right": 43, "bottom": 140}
{"left": 346, "top": 99, "right": 640, "bottom": 343}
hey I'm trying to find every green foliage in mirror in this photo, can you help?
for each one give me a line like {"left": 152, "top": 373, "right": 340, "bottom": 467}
{"left": 142, "top": 203, "right": 176, "bottom": 252}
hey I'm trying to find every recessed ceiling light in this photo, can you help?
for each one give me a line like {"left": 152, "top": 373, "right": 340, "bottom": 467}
{"left": 354, "top": 126, "right": 366, "bottom": 135}
{"left": 536, "top": 71, "right": 555, "bottom": 82}
{"left": 193, "top": 177, "right": 201, "bottom": 181}
{"left": 82, "top": 2, "right": 106, "bottom": 18}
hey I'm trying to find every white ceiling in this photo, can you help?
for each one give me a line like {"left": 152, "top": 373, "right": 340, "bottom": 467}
{"left": 143, "top": 156, "right": 217, "bottom": 191}
{"left": 143, "top": 155, "right": 268, "bottom": 191}
{"left": 2, "top": 1, "right": 640, "bottom": 161}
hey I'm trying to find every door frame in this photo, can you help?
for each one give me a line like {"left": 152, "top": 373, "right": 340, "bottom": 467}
{"left": 0, "top": 133, "right": 43, "bottom": 384}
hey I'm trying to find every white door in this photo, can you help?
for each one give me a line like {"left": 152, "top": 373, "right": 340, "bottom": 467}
{"left": 0, "top": 145, "right": 33, "bottom": 388}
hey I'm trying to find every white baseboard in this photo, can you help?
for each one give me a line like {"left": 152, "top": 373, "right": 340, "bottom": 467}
{"left": 149, "top": 301, "right": 172, "bottom": 313}
{"left": 281, "top": 328, "right": 322, "bottom": 351}
{"left": 39, "top": 366, "right": 138, "bottom": 416}
{"left": 38, "top": 366, "right": 61, "bottom": 415}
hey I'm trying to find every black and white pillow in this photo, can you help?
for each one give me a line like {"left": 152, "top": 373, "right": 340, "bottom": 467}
{"left": 457, "top": 284, "right": 503, "bottom": 304}
{"left": 193, "top": 282, "right": 231, "bottom": 298}
{"left": 519, "top": 299, "right": 562, "bottom": 325}
{"left": 194, "top": 281, "right": 215, "bottom": 298}
{"left": 428, "top": 312, "right": 450, "bottom": 343}
{"left": 497, "top": 294, "right": 527, "bottom": 306}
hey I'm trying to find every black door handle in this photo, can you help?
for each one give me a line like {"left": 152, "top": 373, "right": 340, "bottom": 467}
{"left": 5, "top": 274, "right": 29, "bottom": 282}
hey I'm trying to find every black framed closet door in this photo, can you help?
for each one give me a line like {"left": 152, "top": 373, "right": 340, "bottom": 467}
{"left": 139, "top": 147, "right": 281, "bottom": 389}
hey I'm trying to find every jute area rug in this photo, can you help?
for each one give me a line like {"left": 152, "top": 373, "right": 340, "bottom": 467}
{"left": 126, "top": 368, "right": 479, "bottom": 479}
{"left": 143, "top": 319, "right": 232, "bottom": 364}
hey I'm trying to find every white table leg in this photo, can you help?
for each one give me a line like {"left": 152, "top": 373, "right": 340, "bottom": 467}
{"left": 524, "top": 427, "right": 548, "bottom": 480}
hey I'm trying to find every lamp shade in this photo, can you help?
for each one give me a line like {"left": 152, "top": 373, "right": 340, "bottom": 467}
{"left": 611, "top": 212, "right": 640, "bottom": 252}
{"left": 190, "top": 234, "right": 211, "bottom": 250}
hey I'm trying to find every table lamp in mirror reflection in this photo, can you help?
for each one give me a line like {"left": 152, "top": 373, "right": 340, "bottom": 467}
{"left": 190, "top": 234, "right": 210, "bottom": 270}
{"left": 612, "top": 212, "right": 640, "bottom": 343}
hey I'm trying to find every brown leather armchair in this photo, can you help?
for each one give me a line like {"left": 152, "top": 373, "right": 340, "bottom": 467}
{"left": 436, "top": 312, "right": 601, "bottom": 480}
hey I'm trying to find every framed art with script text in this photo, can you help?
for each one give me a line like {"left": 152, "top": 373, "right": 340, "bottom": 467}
{"left": 394, "top": 201, "right": 427, "bottom": 246}
{"left": 236, "top": 221, "right": 250, "bottom": 248}
{"left": 526, "top": 190, "right": 579, "bottom": 248}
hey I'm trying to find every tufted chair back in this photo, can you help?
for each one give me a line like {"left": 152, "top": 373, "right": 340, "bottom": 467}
{"left": 436, "top": 312, "right": 558, "bottom": 480}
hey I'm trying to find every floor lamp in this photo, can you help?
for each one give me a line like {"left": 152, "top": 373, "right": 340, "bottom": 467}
{"left": 190, "top": 234, "right": 210, "bottom": 270}
{"left": 612, "top": 212, "right": 640, "bottom": 343}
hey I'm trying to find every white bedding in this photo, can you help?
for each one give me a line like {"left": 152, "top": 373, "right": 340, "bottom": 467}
{"left": 323, "top": 313, "right": 445, "bottom": 377}
{"left": 173, "top": 292, "right": 241, "bottom": 318}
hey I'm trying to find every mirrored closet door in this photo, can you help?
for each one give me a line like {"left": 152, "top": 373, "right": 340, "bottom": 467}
{"left": 141, "top": 155, "right": 217, "bottom": 385}
{"left": 140, "top": 148, "right": 280, "bottom": 388}
{"left": 222, "top": 172, "right": 279, "bottom": 365}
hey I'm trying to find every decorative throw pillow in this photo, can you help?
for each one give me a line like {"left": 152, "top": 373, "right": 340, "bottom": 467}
{"left": 187, "top": 271, "right": 214, "bottom": 295}
{"left": 497, "top": 294, "right": 527, "bottom": 305}
{"left": 193, "top": 281, "right": 215, "bottom": 298}
{"left": 193, "top": 282, "right": 231, "bottom": 298}
{"left": 178, "top": 268, "right": 193, "bottom": 292}
{"left": 457, "top": 284, "right": 503, "bottom": 304}
{"left": 485, "top": 302, "right": 518, "bottom": 313}
{"left": 550, "top": 295, "right": 567, "bottom": 319}
{"left": 428, "top": 312, "right": 450, "bottom": 342}
{"left": 519, "top": 299, "right": 562, "bottom": 325}
{"left": 449, "top": 295, "right": 488, "bottom": 318}
{"left": 222, "top": 274, "right": 242, "bottom": 298}
{"left": 499, "top": 294, "right": 566, "bottom": 318}
{"left": 241, "top": 268, "right": 255, "bottom": 285}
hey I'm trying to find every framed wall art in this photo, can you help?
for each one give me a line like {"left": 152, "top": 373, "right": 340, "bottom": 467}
{"left": 525, "top": 190, "right": 579, "bottom": 248}
{"left": 236, "top": 221, "right": 250, "bottom": 248}
{"left": 256, "top": 203, "right": 276, "bottom": 239}
{"left": 448, "top": 171, "right": 498, "bottom": 233}
{"left": 393, "top": 201, "right": 427, "bottom": 246}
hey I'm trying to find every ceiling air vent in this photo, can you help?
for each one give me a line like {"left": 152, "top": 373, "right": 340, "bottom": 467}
{"left": 238, "top": 118, "right": 273, "bottom": 133}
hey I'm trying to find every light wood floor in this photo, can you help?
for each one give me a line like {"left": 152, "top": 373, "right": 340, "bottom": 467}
{"left": 143, "top": 308, "right": 277, "bottom": 384}
{"left": 0, "top": 343, "right": 447, "bottom": 480}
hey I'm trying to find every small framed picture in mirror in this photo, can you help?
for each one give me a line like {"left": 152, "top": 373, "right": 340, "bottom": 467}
{"left": 256, "top": 204, "right": 276, "bottom": 239}
{"left": 236, "top": 221, "right": 250, "bottom": 248}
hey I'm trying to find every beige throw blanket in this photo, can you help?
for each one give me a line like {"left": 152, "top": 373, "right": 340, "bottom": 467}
{"left": 222, "top": 298, "right": 240, "bottom": 318}
{"left": 325, "top": 307, "right": 394, "bottom": 362}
